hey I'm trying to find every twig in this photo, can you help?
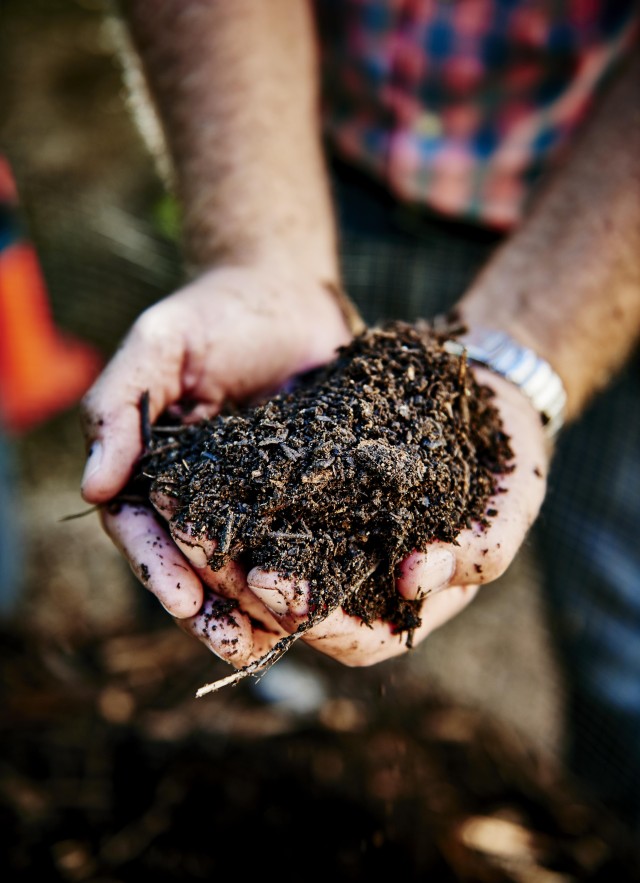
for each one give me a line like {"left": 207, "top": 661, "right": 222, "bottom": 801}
{"left": 140, "top": 390, "right": 151, "bottom": 452}
{"left": 151, "top": 425, "right": 193, "bottom": 434}
{"left": 194, "top": 560, "right": 381, "bottom": 698}
{"left": 195, "top": 631, "right": 306, "bottom": 698}
{"left": 59, "top": 505, "right": 100, "bottom": 522}
{"left": 59, "top": 492, "right": 150, "bottom": 522}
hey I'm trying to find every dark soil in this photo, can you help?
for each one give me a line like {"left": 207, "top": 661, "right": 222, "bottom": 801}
{"left": 134, "top": 321, "right": 513, "bottom": 656}
{"left": 2, "top": 625, "right": 638, "bottom": 883}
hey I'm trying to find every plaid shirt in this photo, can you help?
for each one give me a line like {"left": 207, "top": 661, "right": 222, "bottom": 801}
{"left": 315, "top": 1, "right": 638, "bottom": 229}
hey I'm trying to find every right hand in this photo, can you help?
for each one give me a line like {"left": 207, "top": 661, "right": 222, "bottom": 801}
{"left": 80, "top": 263, "right": 353, "bottom": 628}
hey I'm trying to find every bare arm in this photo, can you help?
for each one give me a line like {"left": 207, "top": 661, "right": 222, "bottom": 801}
{"left": 459, "top": 54, "right": 640, "bottom": 422}
{"left": 121, "top": 0, "right": 338, "bottom": 278}
{"left": 83, "top": 0, "right": 355, "bottom": 504}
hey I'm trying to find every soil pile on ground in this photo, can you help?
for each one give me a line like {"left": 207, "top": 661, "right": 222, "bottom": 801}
{"left": 136, "top": 321, "right": 513, "bottom": 646}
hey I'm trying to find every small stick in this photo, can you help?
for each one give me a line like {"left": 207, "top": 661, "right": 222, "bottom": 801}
{"left": 220, "top": 512, "right": 235, "bottom": 555}
{"left": 457, "top": 349, "right": 467, "bottom": 390}
{"left": 143, "top": 442, "right": 181, "bottom": 457}
{"left": 59, "top": 505, "right": 100, "bottom": 522}
{"left": 267, "top": 531, "right": 314, "bottom": 541}
{"left": 195, "top": 631, "right": 306, "bottom": 698}
{"left": 151, "top": 425, "right": 192, "bottom": 435}
{"left": 194, "top": 560, "right": 380, "bottom": 698}
{"left": 140, "top": 390, "right": 151, "bottom": 453}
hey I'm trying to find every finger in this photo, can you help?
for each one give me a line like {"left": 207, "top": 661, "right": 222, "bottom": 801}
{"left": 396, "top": 548, "right": 456, "bottom": 599}
{"left": 150, "top": 488, "right": 180, "bottom": 520}
{"left": 170, "top": 523, "right": 217, "bottom": 569}
{"left": 101, "top": 503, "right": 203, "bottom": 618}
{"left": 80, "top": 312, "right": 185, "bottom": 504}
{"left": 303, "top": 582, "right": 480, "bottom": 665}
{"left": 172, "top": 540, "right": 288, "bottom": 639}
{"left": 200, "top": 559, "right": 288, "bottom": 639}
{"left": 177, "top": 591, "right": 255, "bottom": 667}
{"left": 408, "top": 583, "right": 480, "bottom": 641}
{"left": 246, "top": 568, "right": 312, "bottom": 619}
{"left": 302, "top": 606, "right": 402, "bottom": 665}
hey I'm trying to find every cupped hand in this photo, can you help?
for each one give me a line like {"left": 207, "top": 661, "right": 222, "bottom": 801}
{"left": 81, "top": 264, "right": 352, "bottom": 503}
{"left": 127, "top": 366, "right": 549, "bottom": 672}
{"left": 81, "top": 263, "right": 353, "bottom": 632}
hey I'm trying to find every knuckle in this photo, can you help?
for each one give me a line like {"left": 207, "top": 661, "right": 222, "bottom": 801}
{"left": 470, "top": 544, "right": 510, "bottom": 584}
{"left": 132, "top": 303, "right": 181, "bottom": 351}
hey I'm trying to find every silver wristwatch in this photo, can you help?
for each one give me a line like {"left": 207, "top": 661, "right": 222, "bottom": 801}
{"left": 447, "top": 328, "right": 567, "bottom": 439}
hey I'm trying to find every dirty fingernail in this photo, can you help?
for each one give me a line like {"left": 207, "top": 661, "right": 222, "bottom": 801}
{"left": 173, "top": 536, "right": 208, "bottom": 568}
{"left": 247, "top": 569, "right": 309, "bottom": 617}
{"left": 422, "top": 549, "right": 456, "bottom": 594}
{"left": 150, "top": 489, "right": 178, "bottom": 517}
{"left": 250, "top": 585, "right": 289, "bottom": 615}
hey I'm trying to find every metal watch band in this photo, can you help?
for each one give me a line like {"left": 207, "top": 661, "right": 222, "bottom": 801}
{"left": 449, "top": 328, "right": 567, "bottom": 439}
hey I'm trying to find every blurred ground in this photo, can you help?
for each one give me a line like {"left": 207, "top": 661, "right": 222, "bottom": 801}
{"left": 1, "top": 2, "right": 638, "bottom": 880}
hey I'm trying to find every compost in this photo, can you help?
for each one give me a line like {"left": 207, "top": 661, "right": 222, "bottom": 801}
{"left": 135, "top": 321, "right": 513, "bottom": 650}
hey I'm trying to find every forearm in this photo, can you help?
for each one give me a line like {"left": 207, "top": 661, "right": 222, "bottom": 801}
{"left": 120, "top": 0, "right": 338, "bottom": 280}
{"left": 459, "top": 54, "right": 640, "bottom": 422}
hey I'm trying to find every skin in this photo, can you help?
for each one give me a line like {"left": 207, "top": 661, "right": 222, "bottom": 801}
{"left": 459, "top": 51, "right": 640, "bottom": 419}
{"left": 82, "top": 1, "right": 638, "bottom": 670}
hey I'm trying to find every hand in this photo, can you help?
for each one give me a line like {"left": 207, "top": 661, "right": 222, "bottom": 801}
{"left": 81, "top": 263, "right": 353, "bottom": 622}
{"left": 111, "top": 366, "right": 549, "bottom": 673}
{"left": 247, "top": 369, "right": 549, "bottom": 667}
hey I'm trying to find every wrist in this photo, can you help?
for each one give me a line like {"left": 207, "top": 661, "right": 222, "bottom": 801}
{"left": 188, "top": 247, "right": 365, "bottom": 339}
{"left": 171, "top": 261, "right": 359, "bottom": 373}
{"left": 184, "top": 225, "right": 339, "bottom": 276}
{"left": 446, "top": 326, "right": 567, "bottom": 441}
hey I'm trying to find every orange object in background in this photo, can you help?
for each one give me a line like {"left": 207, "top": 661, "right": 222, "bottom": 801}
{"left": 0, "top": 156, "right": 18, "bottom": 204}
{"left": 0, "top": 241, "right": 102, "bottom": 434}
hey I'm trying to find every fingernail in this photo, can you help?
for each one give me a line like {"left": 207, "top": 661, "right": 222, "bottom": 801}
{"left": 173, "top": 537, "right": 208, "bottom": 568}
{"left": 250, "top": 584, "right": 289, "bottom": 615}
{"left": 247, "top": 569, "right": 309, "bottom": 617}
{"left": 81, "top": 441, "right": 103, "bottom": 488}
{"left": 418, "top": 549, "right": 456, "bottom": 595}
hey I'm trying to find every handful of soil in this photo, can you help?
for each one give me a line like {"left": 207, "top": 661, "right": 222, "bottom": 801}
{"left": 134, "top": 321, "right": 513, "bottom": 683}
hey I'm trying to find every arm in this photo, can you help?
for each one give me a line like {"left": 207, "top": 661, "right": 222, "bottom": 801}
{"left": 459, "top": 53, "right": 640, "bottom": 422}
{"left": 82, "top": 0, "right": 355, "bottom": 503}
{"left": 81, "top": 0, "right": 354, "bottom": 637}
{"left": 121, "top": 0, "right": 337, "bottom": 277}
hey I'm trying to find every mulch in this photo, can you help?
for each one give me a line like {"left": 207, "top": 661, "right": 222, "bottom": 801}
{"left": 131, "top": 322, "right": 512, "bottom": 678}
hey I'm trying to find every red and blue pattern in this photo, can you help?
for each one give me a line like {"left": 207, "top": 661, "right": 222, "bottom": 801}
{"left": 315, "top": 0, "right": 638, "bottom": 228}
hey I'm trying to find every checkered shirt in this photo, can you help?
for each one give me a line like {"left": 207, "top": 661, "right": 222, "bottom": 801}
{"left": 314, "top": 0, "right": 638, "bottom": 228}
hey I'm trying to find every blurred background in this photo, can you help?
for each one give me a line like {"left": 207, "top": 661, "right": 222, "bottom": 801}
{"left": 0, "top": 1, "right": 638, "bottom": 880}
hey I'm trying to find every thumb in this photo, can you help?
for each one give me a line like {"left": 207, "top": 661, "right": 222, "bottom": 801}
{"left": 80, "top": 396, "right": 145, "bottom": 503}
{"left": 80, "top": 320, "right": 183, "bottom": 502}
